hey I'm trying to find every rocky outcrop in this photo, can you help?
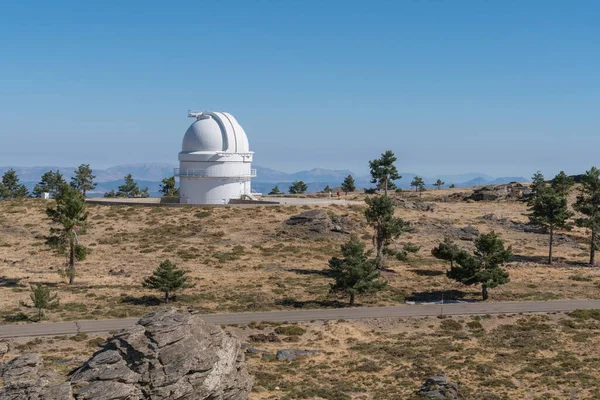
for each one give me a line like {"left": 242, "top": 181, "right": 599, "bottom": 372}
{"left": 69, "top": 308, "right": 252, "bottom": 399}
{"left": 285, "top": 210, "right": 353, "bottom": 234}
{"left": 0, "top": 309, "right": 253, "bottom": 400}
{"left": 411, "top": 221, "right": 480, "bottom": 241}
{"left": 468, "top": 183, "right": 528, "bottom": 202}
{"left": 392, "top": 199, "right": 436, "bottom": 212}
{"left": 418, "top": 374, "right": 458, "bottom": 399}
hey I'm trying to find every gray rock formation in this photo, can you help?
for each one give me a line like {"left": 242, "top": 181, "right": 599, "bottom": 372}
{"left": 392, "top": 198, "right": 437, "bottom": 212}
{"left": 468, "top": 183, "right": 527, "bottom": 202}
{"left": 285, "top": 210, "right": 353, "bottom": 234}
{"left": 418, "top": 374, "right": 458, "bottom": 399}
{"left": 275, "top": 349, "right": 323, "bottom": 361}
{"left": 0, "top": 309, "right": 252, "bottom": 400}
{"left": 69, "top": 308, "right": 252, "bottom": 399}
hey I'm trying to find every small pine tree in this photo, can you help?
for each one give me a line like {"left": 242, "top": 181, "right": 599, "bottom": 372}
{"left": 70, "top": 164, "right": 97, "bottom": 197}
{"left": 289, "top": 181, "right": 308, "bottom": 194}
{"left": 573, "top": 167, "right": 600, "bottom": 265}
{"left": 322, "top": 185, "right": 332, "bottom": 193}
{"left": 159, "top": 176, "right": 179, "bottom": 197}
{"left": 117, "top": 174, "right": 141, "bottom": 198}
{"left": 447, "top": 231, "right": 512, "bottom": 300}
{"left": 411, "top": 176, "right": 425, "bottom": 197}
{"left": 551, "top": 171, "right": 574, "bottom": 198}
{"left": 434, "top": 179, "right": 445, "bottom": 190}
{"left": 364, "top": 195, "right": 408, "bottom": 268}
{"left": 0, "top": 169, "right": 29, "bottom": 199}
{"left": 449, "top": 184, "right": 455, "bottom": 189}
{"left": 27, "top": 284, "right": 59, "bottom": 321}
{"left": 369, "top": 150, "right": 401, "bottom": 196}
{"left": 46, "top": 183, "right": 89, "bottom": 284}
{"left": 527, "top": 181, "right": 573, "bottom": 264}
{"left": 142, "top": 260, "right": 190, "bottom": 303}
{"left": 431, "top": 236, "right": 465, "bottom": 268}
{"left": 328, "top": 236, "right": 387, "bottom": 305}
{"left": 103, "top": 189, "right": 117, "bottom": 198}
{"left": 341, "top": 174, "right": 356, "bottom": 195}
{"left": 269, "top": 185, "right": 281, "bottom": 195}
{"left": 33, "top": 170, "right": 66, "bottom": 198}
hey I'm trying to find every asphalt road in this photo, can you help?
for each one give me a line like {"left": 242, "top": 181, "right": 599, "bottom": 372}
{"left": 1, "top": 299, "right": 600, "bottom": 339}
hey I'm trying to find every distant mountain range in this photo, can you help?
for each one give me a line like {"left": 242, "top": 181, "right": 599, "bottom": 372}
{"left": 0, "top": 163, "right": 529, "bottom": 197}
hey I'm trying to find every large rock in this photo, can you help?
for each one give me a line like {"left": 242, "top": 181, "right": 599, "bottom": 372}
{"left": 468, "top": 183, "right": 526, "bottom": 202}
{"left": 418, "top": 374, "right": 458, "bottom": 399}
{"left": 285, "top": 210, "right": 352, "bottom": 234}
{"left": 69, "top": 308, "right": 252, "bottom": 399}
{"left": 392, "top": 198, "right": 436, "bottom": 212}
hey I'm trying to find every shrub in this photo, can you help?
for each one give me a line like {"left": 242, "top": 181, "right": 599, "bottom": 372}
{"left": 274, "top": 325, "right": 306, "bottom": 336}
{"left": 440, "top": 319, "right": 463, "bottom": 331}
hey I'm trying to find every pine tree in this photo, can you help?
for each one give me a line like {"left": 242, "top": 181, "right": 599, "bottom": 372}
{"left": 70, "top": 164, "right": 97, "bottom": 197}
{"left": 527, "top": 181, "right": 573, "bottom": 264}
{"left": 411, "top": 176, "right": 425, "bottom": 197}
{"left": 159, "top": 176, "right": 179, "bottom": 197}
{"left": 142, "top": 260, "right": 190, "bottom": 303}
{"left": 573, "top": 167, "right": 600, "bottom": 266}
{"left": 447, "top": 231, "right": 512, "bottom": 300}
{"left": 117, "top": 174, "right": 141, "bottom": 198}
{"left": 0, "top": 169, "right": 29, "bottom": 199}
{"left": 26, "top": 284, "right": 59, "bottom": 321}
{"left": 328, "top": 236, "right": 387, "bottom": 305}
{"left": 529, "top": 171, "right": 546, "bottom": 199}
{"left": 322, "top": 185, "right": 332, "bottom": 193}
{"left": 434, "top": 179, "right": 445, "bottom": 190}
{"left": 449, "top": 184, "right": 456, "bottom": 189}
{"left": 364, "top": 195, "right": 407, "bottom": 268}
{"left": 268, "top": 185, "right": 281, "bottom": 195}
{"left": 46, "top": 183, "right": 88, "bottom": 284}
{"left": 341, "top": 174, "right": 356, "bottom": 195}
{"left": 33, "top": 170, "right": 66, "bottom": 198}
{"left": 289, "top": 181, "right": 308, "bottom": 194}
{"left": 551, "top": 171, "right": 574, "bottom": 198}
{"left": 431, "top": 236, "right": 465, "bottom": 268}
{"left": 369, "top": 150, "right": 401, "bottom": 196}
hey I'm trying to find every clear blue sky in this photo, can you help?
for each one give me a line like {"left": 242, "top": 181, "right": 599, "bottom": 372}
{"left": 1, "top": 0, "right": 599, "bottom": 178}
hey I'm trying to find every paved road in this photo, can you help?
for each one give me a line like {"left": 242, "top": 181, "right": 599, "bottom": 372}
{"left": 1, "top": 299, "right": 599, "bottom": 339}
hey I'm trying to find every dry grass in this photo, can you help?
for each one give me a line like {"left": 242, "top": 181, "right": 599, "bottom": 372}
{"left": 3, "top": 311, "right": 600, "bottom": 399}
{"left": 1, "top": 190, "right": 599, "bottom": 323}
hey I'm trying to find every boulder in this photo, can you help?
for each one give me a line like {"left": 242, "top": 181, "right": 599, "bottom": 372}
{"left": 418, "top": 374, "right": 458, "bottom": 399}
{"left": 468, "top": 183, "right": 526, "bottom": 202}
{"left": 276, "top": 349, "right": 323, "bottom": 361}
{"left": 393, "top": 199, "right": 436, "bottom": 212}
{"left": 285, "top": 210, "right": 352, "bottom": 234}
{"left": 69, "top": 308, "right": 253, "bottom": 399}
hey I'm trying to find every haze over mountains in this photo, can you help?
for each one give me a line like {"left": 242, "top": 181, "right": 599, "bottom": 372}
{"left": 0, "top": 163, "right": 528, "bottom": 196}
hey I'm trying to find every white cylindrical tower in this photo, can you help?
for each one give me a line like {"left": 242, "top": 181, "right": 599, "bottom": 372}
{"left": 176, "top": 111, "right": 255, "bottom": 204}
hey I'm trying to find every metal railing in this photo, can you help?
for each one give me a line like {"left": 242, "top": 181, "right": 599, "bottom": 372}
{"left": 174, "top": 168, "right": 256, "bottom": 178}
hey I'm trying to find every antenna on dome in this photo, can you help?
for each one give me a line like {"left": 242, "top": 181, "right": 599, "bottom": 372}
{"left": 188, "top": 110, "right": 204, "bottom": 119}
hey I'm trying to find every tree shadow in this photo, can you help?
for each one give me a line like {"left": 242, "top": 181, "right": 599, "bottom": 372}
{"left": 406, "top": 289, "right": 470, "bottom": 303}
{"left": 3, "top": 312, "right": 31, "bottom": 323}
{"left": 0, "top": 276, "right": 25, "bottom": 287}
{"left": 275, "top": 298, "right": 348, "bottom": 309}
{"left": 286, "top": 268, "right": 331, "bottom": 277}
{"left": 121, "top": 295, "right": 162, "bottom": 306}
{"left": 513, "top": 254, "right": 567, "bottom": 264}
{"left": 408, "top": 269, "right": 445, "bottom": 277}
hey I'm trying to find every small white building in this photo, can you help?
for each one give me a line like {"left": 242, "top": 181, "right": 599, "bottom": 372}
{"left": 176, "top": 111, "right": 255, "bottom": 204}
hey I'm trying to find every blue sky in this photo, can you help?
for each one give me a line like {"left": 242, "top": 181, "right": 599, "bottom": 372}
{"left": 1, "top": 1, "right": 599, "bottom": 177}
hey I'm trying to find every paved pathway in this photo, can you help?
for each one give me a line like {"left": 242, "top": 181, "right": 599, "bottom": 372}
{"left": 1, "top": 299, "right": 599, "bottom": 339}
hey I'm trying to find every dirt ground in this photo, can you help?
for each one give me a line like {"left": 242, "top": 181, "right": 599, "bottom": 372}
{"left": 1, "top": 187, "right": 599, "bottom": 324}
{"left": 2, "top": 311, "right": 600, "bottom": 399}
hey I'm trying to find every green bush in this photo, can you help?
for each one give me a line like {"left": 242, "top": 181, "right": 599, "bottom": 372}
{"left": 274, "top": 325, "right": 306, "bottom": 336}
{"left": 440, "top": 319, "right": 463, "bottom": 331}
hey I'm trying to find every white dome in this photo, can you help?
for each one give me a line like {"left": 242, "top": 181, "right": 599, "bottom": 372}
{"left": 181, "top": 111, "right": 249, "bottom": 153}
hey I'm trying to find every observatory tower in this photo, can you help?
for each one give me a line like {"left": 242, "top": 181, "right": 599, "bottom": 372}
{"left": 176, "top": 111, "right": 255, "bottom": 204}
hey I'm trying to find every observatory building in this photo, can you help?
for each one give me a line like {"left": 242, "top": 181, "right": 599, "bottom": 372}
{"left": 176, "top": 111, "right": 256, "bottom": 204}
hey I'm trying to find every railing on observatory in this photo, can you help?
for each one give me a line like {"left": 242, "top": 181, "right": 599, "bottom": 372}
{"left": 174, "top": 168, "right": 257, "bottom": 178}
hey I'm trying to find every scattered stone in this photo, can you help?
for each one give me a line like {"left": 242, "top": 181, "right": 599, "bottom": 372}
{"left": 418, "top": 374, "right": 458, "bottom": 399}
{"left": 275, "top": 349, "right": 323, "bottom": 361}
{"left": 458, "top": 226, "right": 480, "bottom": 241}
{"left": 411, "top": 221, "right": 479, "bottom": 241}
